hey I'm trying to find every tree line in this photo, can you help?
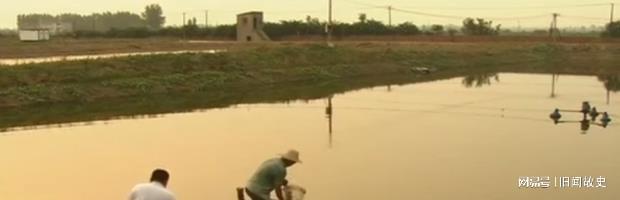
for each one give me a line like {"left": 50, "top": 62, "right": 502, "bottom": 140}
{"left": 17, "top": 4, "right": 165, "bottom": 33}
{"left": 14, "top": 4, "right": 620, "bottom": 39}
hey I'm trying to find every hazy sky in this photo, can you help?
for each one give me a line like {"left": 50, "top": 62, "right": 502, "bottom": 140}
{"left": 1, "top": 0, "right": 617, "bottom": 29}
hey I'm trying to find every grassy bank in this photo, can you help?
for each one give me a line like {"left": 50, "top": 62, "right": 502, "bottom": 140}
{"left": 1, "top": 42, "right": 619, "bottom": 129}
{"left": 3, "top": 36, "right": 620, "bottom": 59}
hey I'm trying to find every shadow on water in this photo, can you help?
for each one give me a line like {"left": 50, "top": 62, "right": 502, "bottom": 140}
{"left": 461, "top": 73, "right": 500, "bottom": 88}
{"left": 598, "top": 74, "right": 620, "bottom": 105}
{"left": 0, "top": 68, "right": 618, "bottom": 133}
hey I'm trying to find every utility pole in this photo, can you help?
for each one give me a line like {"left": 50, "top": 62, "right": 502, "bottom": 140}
{"left": 549, "top": 13, "right": 559, "bottom": 42}
{"left": 182, "top": 12, "right": 187, "bottom": 40}
{"left": 326, "top": 96, "right": 333, "bottom": 148}
{"left": 611, "top": 3, "right": 615, "bottom": 24}
{"left": 205, "top": 10, "right": 209, "bottom": 27}
{"left": 327, "top": 0, "right": 333, "bottom": 46}
{"left": 388, "top": 6, "right": 392, "bottom": 27}
{"left": 607, "top": 89, "right": 610, "bottom": 105}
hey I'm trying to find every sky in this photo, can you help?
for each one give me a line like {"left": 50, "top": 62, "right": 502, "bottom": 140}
{"left": 0, "top": 0, "right": 617, "bottom": 29}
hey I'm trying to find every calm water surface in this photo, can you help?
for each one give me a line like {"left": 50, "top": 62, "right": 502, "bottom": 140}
{"left": 0, "top": 73, "right": 618, "bottom": 200}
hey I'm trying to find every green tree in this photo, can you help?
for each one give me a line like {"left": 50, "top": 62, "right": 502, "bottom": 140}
{"left": 461, "top": 18, "right": 500, "bottom": 35}
{"left": 394, "top": 22, "right": 420, "bottom": 35}
{"left": 142, "top": 4, "right": 165, "bottom": 30}
{"left": 352, "top": 19, "right": 389, "bottom": 35}
{"left": 358, "top": 13, "right": 367, "bottom": 23}
{"left": 430, "top": 24, "right": 445, "bottom": 35}
{"left": 602, "top": 21, "right": 620, "bottom": 37}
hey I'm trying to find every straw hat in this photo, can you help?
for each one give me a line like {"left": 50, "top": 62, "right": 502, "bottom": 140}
{"left": 280, "top": 149, "right": 302, "bottom": 163}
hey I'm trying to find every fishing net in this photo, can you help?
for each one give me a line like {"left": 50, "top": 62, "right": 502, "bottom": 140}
{"left": 284, "top": 185, "right": 306, "bottom": 200}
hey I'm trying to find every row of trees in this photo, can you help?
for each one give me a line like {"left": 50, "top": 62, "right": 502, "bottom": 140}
{"left": 143, "top": 14, "right": 499, "bottom": 39}
{"left": 15, "top": 3, "right": 620, "bottom": 39}
{"left": 17, "top": 13, "right": 501, "bottom": 39}
{"left": 17, "top": 4, "right": 165, "bottom": 32}
{"left": 261, "top": 14, "right": 498, "bottom": 39}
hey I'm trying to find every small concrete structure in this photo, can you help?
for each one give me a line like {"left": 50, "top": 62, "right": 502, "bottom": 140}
{"left": 236, "top": 11, "right": 270, "bottom": 42}
{"left": 18, "top": 29, "right": 50, "bottom": 41}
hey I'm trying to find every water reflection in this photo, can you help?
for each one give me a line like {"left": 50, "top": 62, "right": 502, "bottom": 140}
{"left": 462, "top": 73, "right": 500, "bottom": 88}
{"left": 325, "top": 96, "right": 333, "bottom": 148}
{"left": 598, "top": 74, "right": 619, "bottom": 105}
{"left": 550, "top": 74, "right": 560, "bottom": 98}
{"left": 0, "top": 113, "right": 165, "bottom": 135}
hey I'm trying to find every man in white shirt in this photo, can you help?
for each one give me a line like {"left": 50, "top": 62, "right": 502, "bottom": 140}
{"left": 129, "top": 169, "right": 176, "bottom": 200}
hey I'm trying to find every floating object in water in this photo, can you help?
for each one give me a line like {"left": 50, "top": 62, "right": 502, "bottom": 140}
{"left": 550, "top": 102, "right": 612, "bottom": 131}
{"left": 601, "top": 112, "right": 611, "bottom": 128}
{"left": 601, "top": 112, "right": 612, "bottom": 123}
{"left": 589, "top": 107, "right": 600, "bottom": 121}
{"left": 581, "top": 101, "right": 591, "bottom": 114}
{"left": 581, "top": 119, "right": 591, "bottom": 132}
{"left": 550, "top": 108, "right": 562, "bottom": 124}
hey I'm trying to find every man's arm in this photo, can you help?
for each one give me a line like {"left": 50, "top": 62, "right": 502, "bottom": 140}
{"left": 275, "top": 185, "right": 285, "bottom": 200}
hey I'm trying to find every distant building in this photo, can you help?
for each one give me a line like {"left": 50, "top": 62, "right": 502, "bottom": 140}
{"left": 236, "top": 11, "right": 270, "bottom": 42}
{"left": 19, "top": 29, "right": 50, "bottom": 41}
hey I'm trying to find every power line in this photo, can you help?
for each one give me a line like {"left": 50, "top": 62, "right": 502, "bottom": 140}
{"left": 390, "top": 7, "right": 463, "bottom": 19}
{"left": 392, "top": 7, "right": 549, "bottom": 21}
{"left": 340, "top": 0, "right": 613, "bottom": 19}
{"left": 563, "top": 15, "right": 609, "bottom": 21}
{"left": 350, "top": 1, "right": 614, "bottom": 10}
{"left": 611, "top": 3, "right": 616, "bottom": 24}
{"left": 340, "top": 0, "right": 552, "bottom": 21}
{"left": 340, "top": 0, "right": 385, "bottom": 9}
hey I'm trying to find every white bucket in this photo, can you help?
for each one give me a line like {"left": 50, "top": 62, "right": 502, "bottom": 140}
{"left": 284, "top": 185, "right": 306, "bottom": 200}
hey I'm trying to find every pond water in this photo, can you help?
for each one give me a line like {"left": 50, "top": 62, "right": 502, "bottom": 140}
{"left": 0, "top": 73, "right": 618, "bottom": 200}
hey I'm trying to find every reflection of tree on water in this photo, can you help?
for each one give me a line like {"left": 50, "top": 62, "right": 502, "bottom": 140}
{"left": 598, "top": 74, "right": 620, "bottom": 91}
{"left": 325, "top": 96, "right": 333, "bottom": 148}
{"left": 462, "top": 73, "right": 500, "bottom": 88}
{"left": 598, "top": 74, "right": 619, "bottom": 105}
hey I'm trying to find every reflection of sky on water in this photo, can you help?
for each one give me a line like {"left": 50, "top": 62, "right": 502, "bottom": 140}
{"left": 1, "top": 73, "right": 617, "bottom": 135}
{"left": 0, "top": 73, "right": 619, "bottom": 200}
